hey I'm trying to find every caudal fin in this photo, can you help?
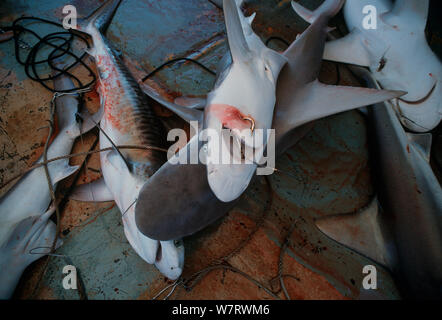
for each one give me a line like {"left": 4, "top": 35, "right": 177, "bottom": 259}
{"left": 77, "top": 0, "right": 122, "bottom": 35}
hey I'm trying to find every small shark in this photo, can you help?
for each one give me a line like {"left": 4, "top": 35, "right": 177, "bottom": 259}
{"left": 315, "top": 67, "right": 442, "bottom": 299}
{"left": 202, "top": 0, "right": 289, "bottom": 203}
{"left": 0, "top": 70, "right": 90, "bottom": 298}
{"left": 293, "top": 0, "right": 442, "bottom": 132}
{"left": 135, "top": 0, "right": 405, "bottom": 241}
{"left": 71, "top": 0, "right": 184, "bottom": 280}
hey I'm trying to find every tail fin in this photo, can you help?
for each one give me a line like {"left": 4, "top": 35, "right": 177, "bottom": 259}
{"left": 291, "top": 0, "right": 344, "bottom": 24}
{"left": 77, "top": 0, "right": 122, "bottom": 35}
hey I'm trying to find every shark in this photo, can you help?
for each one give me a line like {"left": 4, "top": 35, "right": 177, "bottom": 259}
{"left": 292, "top": 0, "right": 442, "bottom": 132}
{"left": 70, "top": 0, "right": 184, "bottom": 280}
{"left": 0, "top": 207, "right": 59, "bottom": 299}
{"left": 202, "top": 0, "right": 289, "bottom": 203}
{"left": 315, "top": 66, "right": 442, "bottom": 299}
{"left": 134, "top": 0, "right": 405, "bottom": 241}
{"left": 0, "top": 69, "right": 92, "bottom": 298}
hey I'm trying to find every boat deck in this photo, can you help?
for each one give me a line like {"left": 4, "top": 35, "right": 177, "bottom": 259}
{"left": 2, "top": 0, "right": 439, "bottom": 300}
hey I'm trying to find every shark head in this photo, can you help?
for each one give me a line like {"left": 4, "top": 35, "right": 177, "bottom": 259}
{"left": 154, "top": 240, "right": 185, "bottom": 281}
{"left": 203, "top": 0, "right": 287, "bottom": 202}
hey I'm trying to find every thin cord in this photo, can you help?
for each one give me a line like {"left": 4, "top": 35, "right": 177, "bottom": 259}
{"left": 141, "top": 57, "right": 216, "bottom": 82}
{"left": 4, "top": 16, "right": 96, "bottom": 92}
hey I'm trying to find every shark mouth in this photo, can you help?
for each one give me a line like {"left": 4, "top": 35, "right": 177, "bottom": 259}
{"left": 206, "top": 103, "right": 268, "bottom": 161}
{"left": 398, "top": 81, "right": 437, "bottom": 105}
{"left": 204, "top": 103, "right": 269, "bottom": 202}
{"left": 210, "top": 104, "right": 256, "bottom": 146}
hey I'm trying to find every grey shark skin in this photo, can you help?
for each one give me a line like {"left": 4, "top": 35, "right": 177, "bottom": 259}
{"left": 0, "top": 71, "right": 84, "bottom": 299}
{"left": 71, "top": 0, "right": 184, "bottom": 280}
{"left": 135, "top": 0, "right": 404, "bottom": 241}
{"left": 316, "top": 67, "right": 442, "bottom": 299}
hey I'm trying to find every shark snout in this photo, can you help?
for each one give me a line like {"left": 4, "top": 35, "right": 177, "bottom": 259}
{"left": 154, "top": 240, "right": 185, "bottom": 280}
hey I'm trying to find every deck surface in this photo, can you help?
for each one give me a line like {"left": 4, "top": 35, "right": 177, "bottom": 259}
{"left": 0, "top": 0, "right": 406, "bottom": 300}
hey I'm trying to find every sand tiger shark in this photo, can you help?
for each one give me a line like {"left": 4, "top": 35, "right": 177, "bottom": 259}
{"left": 70, "top": 0, "right": 184, "bottom": 280}
{"left": 292, "top": 0, "right": 441, "bottom": 132}
{"left": 0, "top": 70, "right": 94, "bottom": 298}
{"left": 135, "top": 0, "right": 405, "bottom": 241}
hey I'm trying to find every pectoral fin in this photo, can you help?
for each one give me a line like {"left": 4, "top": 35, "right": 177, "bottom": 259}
{"left": 70, "top": 178, "right": 114, "bottom": 202}
{"left": 315, "top": 198, "right": 393, "bottom": 268}
{"left": 323, "top": 30, "right": 371, "bottom": 67}
{"left": 279, "top": 80, "right": 406, "bottom": 129}
{"left": 51, "top": 164, "right": 80, "bottom": 184}
{"left": 78, "top": 99, "right": 104, "bottom": 134}
{"left": 141, "top": 84, "right": 204, "bottom": 123}
{"left": 174, "top": 96, "right": 207, "bottom": 110}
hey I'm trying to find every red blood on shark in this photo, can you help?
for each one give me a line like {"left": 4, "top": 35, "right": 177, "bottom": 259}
{"left": 209, "top": 104, "right": 251, "bottom": 131}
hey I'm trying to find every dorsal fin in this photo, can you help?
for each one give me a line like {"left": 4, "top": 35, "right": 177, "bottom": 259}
{"left": 315, "top": 198, "right": 393, "bottom": 268}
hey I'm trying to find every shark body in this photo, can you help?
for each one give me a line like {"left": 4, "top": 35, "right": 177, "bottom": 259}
{"left": 0, "top": 71, "right": 86, "bottom": 298}
{"left": 135, "top": 0, "right": 404, "bottom": 241}
{"left": 293, "top": 0, "right": 442, "bottom": 132}
{"left": 316, "top": 67, "right": 442, "bottom": 299}
{"left": 71, "top": 0, "right": 184, "bottom": 280}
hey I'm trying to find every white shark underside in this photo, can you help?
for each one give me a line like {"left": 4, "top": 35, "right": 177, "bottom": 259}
{"left": 293, "top": 0, "right": 442, "bottom": 132}
{"left": 202, "top": 0, "right": 288, "bottom": 203}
